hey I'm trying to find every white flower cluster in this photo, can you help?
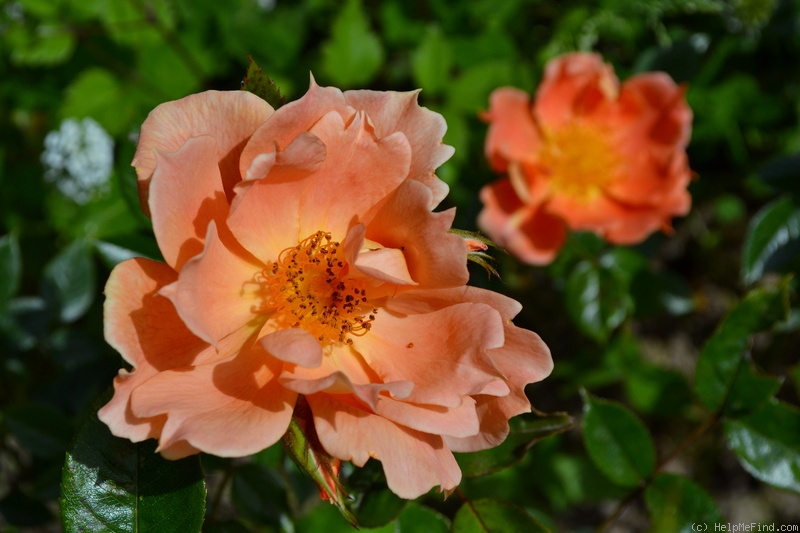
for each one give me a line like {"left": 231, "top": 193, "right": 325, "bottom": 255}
{"left": 41, "top": 118, "right": 114, "bottom": 204}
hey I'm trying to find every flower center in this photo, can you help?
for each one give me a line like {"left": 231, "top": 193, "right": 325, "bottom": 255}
{"left": 539, "top": 122, "right": 621, "bottom": 202}
{"left": 255, "top": 231, "right": 376, "bottom": 346}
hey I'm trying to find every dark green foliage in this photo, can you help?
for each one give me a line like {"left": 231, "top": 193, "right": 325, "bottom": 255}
{"left": 725, "top": 400, "right": 800, "bottom": 493}
{"left": 581, "top": 391, "right": 656, "bottom": 487}
{"left": 242, "top": 57, "right": 287, "bottom": 110}
{"left": 60, "top": 394, "right": 206, "bottom": 532}
{"left": 452, "top": 499, "right": 549, "bottom": 533}
{"left": 644, "top": 474, "right": 723, "bottom": 532}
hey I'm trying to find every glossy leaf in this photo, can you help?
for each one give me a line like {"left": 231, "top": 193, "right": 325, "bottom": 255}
{"left": 581, "top": 391, "right": 656, "bottom": 487}
{"left": 742, "top": 196, "right": 800, "bottom": 284}
{"left": 355, "top": 485, "right": 406, "bottom": 528}
{"left": 61, "top": 393, "right": 206, "bottom": 532}
{"left": 724, "top": 400, "right": 800, "bottom": 493}
{"left": 644, "top": 474, "right": 723, "bottom": 532}
{"left": 321, "top": 0, "right": 384, "bottom": 88}
{"left": 631, "top": 269, "right": 695, "bottom": 317}
{"left": 0, "top": 232, "right": 22, "bottom": 311}
{"left": 452, "top": 499, "right": 548, "bottom": 533}
{"left": 566, "top": 261, "right": 632, "bottom": 342}
{"left": 457, "top": 411, "right": 574, "bottom": 478}
{"left": 694, "top": 281, "right": 790, "bottom": 413}
{"left": 43, "top": 240, "right": 96, "bottom": 323}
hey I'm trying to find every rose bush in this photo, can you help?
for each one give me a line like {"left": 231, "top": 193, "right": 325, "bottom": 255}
{"left": 479, "top": 52, "right": 693, "bottom": 265}
{"left": 98, "top": 78, "right": 553, "bottom": 498}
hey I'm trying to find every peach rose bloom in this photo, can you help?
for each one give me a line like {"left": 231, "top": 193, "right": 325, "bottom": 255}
{"left": 480, "top": 52, "right": 693, "bottom": 265}
{"left": 98, "top": 78, "right": 553, "bottom": 499}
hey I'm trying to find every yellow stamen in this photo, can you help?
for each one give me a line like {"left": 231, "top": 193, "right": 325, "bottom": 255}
{"left": 254, "top": 231, "right": 377, "bottom": 346}
{"left": 539, "top": 122, "right": 621, "bottom": 202}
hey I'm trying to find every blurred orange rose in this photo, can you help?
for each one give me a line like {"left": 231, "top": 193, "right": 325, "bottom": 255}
{"left": 98, "top": 78, "right": 552, "bottom": 499}
{"left": 480, "top": 52, "right": 693, "bottom": 264}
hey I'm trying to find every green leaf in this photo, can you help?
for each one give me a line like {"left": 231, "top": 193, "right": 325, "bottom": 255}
{"left": 241, "top": 57, "right": 286, "bottom": 109}
{"left": 137, "top": 41, "right": 201, "bottom": 100}
{"left": 724, "top": 400, "right": 800, "bottom": 493}
{"left": 631, "top": 269, "right": 695, "bottom": 317}
{"left": 624, "top": 364, "right": 693, "bottom": 417}
{"left": 457, "top": 411, "right": 574, "bottom": 478}
{"left": 100, "top": 0, "right": 175, "bottom": 47}
{"left": 93, "top": 238, "right": 158, "bottom": 269}
{"left": 0, "top": 233, "right": 22, "bottom": 311}
{"left": 395, "top": 502, "right": 449, "bottom": 533}
{"left": 644, "top": 473, "right": 723, "bottom": 532}
{"left": 411, "top": 26, "right": 452, "bottom": 95}
{"left": 43, "top": 240, "right": 96, "bottom": 323}
{"left": 447, "top": 61, "right": 516, "bottom": 113}
{"left": 566, "top": 261, "right": 632, "bottom": 342}
{"left": 694, "top": 281, "right": 790, "bottom": 413}
{"left": 61, "top": 393, "right": 206, "bottom": 532}
{"left": 714, "top": 194, "right": 746, "bottom": 224}
{"left": 8, "top": 24, "right": 76, "bottom": 65}
{"left": 452, "top": 499, "right": 548, "bottom": 533}
{"left": 295, "top": 502, "right": 392, "bottom": 533}
{"left": 18, "top": 0, "right": 59, "bottom": 17}
{"left": 355, "top": 485, "right": 407, "bottom": 528}
{"left": 742, "top": 196, "right": 800, "bottom": 284}
{"left": 581, "top": 391, "right": 656, "bottom": 487}
{"left": 322, "top": 0, "right": 385, "bottom": 88}
{"left": 60, "top": 68, "right": 136, "bottom": 137}
{"left": 723, "top": 359, "right": 783, "bottom": 417}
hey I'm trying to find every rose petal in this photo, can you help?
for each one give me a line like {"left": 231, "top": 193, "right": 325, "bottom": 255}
{"left": 534, "top": 52, "right": 619, "bottom": 128}
{"left": 134, "top": 90, "right": 273, "bottom": 214}
{"left": 280, "top": 370, "right": 413, "bottom": 410}
{"left": 166, "top": 222, "right": 265, "bottom": 347}
{"left": 355, "top": 302, "right": 505, "bottom": 407}
{"left": 478, "top": 180, "right": 566, "bottom": 265}
{"left": 260, "top": 328, "right": 323, "bottom": 368}
{"left": 239, "top": 75, "right": 353, "bottom": 178}
{"left": 300, "top": 110, "right": 411, "bottom": 237}
{"left": 103, "top": 258, "right": 201, "bottom": 370}
{"left": 375, "top": 395, "right": 480, "bottom": 439}
{"left": 364, "top": 179, "right": 468, "bottom": 289}
{"left": 344, "top": 89, "right": 453, "bottom": 207}
{"left": 148, "top": 136, "right": 230, "bottom": 271}
{"left": 483, "top": 87, "right": 542, "bottom": 172}
{"left": 354, "top": 247, "right": 416, "bottom": 285}
{"left": 131, "top": 346, "right": 297, "bottom": 458}
{"left": 308, "top": 394, "right": 461, "bottom": 499}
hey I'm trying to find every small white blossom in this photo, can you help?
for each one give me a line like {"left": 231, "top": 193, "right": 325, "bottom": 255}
{"left": 41, "top": 118, "right": 114, "bottom": 204}
{"left": 255, "top": 0, "right": 277, "bottom": 11}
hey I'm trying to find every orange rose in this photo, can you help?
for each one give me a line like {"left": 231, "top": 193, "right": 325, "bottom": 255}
{"left": 480, "top": 52, "right": 693, "bottom": 264}
{"left": 99, "top": 78, "right": 553, "bottom": 498}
